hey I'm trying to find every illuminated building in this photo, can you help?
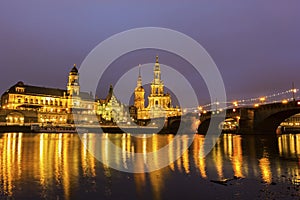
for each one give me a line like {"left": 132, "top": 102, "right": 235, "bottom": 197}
{"left": 96, "top": 85, "right": 129, "bottom": 123}
{"left": 0, "top": 64, "right": 96, "bottom": 125}
{"left": 134, "top": 56, "right": 182, "bottom": 119}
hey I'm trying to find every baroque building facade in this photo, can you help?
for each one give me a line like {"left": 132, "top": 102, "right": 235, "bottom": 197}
{"left": 134, "top": 56, "right": 182, "bottom": 119}
{"left": 0, "top": 65, "right": 96, "bottom": 125}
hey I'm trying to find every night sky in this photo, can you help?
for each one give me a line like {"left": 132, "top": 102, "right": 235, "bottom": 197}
{"left": 1, "top": 0, "right": 300, "bottom": 105}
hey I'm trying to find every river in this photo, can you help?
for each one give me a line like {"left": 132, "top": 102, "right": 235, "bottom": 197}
{"left": 0, "top": 132, "right": 299, "bottom": 199}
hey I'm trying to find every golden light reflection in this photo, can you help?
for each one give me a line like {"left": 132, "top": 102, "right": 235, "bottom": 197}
{"left": 212, "top": 139, "right": 224, "bottom": 179}
{"left": 182, "top": 135, "right": 190, "bottom": 174}
{"left": 1, "top": 132, "right": 300, "bottom": 198}
{"left": 259, "top": 152, "right": 272, "bottom": 184}
{"left": 81, "top": 134, "right": 96, "bottom": 177}
{"left": 278, "top": 134, "right": 300, "bottom": 158}
{"left": 148, "top": 169, "right": 167, "bottom": 200}
{"left": 122, "top": 134, "right": 128, "bottom": 169}
{"left": 232, "top": 135, "right": 243, "bottom": 178}
{"left": 193, "top": 135, "right": 207, "bottom": 178}
{"left": 1, "top": 134, "right": 13, "bottom": 196}
{"left": 0, "top": 133, "right": 101, "bottom": 199}
{"left": 167, "top": 135, "right": 175, "bottom": 171}
{"left": 152, "top": 134, "right": 159, "bottom": 168}
{"left": 176, "top": 136, "right": 182, "bottom": 172}
{"left": 134, "top": 173, "right": 146, "bottom": 199}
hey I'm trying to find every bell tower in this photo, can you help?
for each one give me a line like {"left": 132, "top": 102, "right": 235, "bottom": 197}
{"left": 134, "top": 65, "right": 145, "bottom": 110}
{"left": 67, "top": 64, "right": 80, "bottom": 96}
{"left": 150, "top": 56, "right": 164, "bottom": 96}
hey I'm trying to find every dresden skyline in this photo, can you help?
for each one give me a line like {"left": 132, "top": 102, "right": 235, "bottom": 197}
{"left": 1, "top": 1, "right": 300, "bottom": 105}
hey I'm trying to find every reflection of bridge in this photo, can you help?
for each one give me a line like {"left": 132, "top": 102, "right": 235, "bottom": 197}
{"left": 168, "top": 101, "right": 300, "bottom": 134}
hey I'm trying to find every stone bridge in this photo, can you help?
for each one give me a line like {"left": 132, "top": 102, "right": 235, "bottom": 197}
{"left": 167, "top": 101, "right": 300, "bottom": 134}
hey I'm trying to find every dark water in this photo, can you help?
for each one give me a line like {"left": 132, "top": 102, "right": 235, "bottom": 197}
{"left": 0, "top": 132, "right": 299, "bottom": 200}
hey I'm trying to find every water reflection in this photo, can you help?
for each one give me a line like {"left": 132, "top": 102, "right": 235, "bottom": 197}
{"left": 0, "top": 132, "right": 299, "bottom": 199}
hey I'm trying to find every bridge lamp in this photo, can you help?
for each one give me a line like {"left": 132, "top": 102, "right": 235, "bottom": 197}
{"left": 233, "top": 108, "right": 236, "bottom": 112}
{"left": 282, "top": 99, "right": 288, "bottom": 104}
{"left": 254, "top": 103, "right": 259, "bottom": 108}
{"left": 297, "top": 101, "right": 300, "bottom": 106}
{"left": 259, "top": 97, "right": 266, "bottom": 103}
{"left": 233, "top": 101, "right": 238, "bottom": 107}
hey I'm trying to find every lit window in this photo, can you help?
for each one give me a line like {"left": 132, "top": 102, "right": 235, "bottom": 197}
{"left": 16, "top": 87, "right": 25, "bottom": 93}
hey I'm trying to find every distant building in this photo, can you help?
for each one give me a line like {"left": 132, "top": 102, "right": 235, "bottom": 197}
{"left": 134, "top": 56, "right": 182, "bottom": 119}
{"left": 0, "top": 64, "right": 96, "bottom": 125}
{"left": 96, "top": 85, "right": 130, "bottom": 123}
{"left": 281, "top": 113, "right": 300, "bottom": 127}
{"left": 0, "top": 57, "right": 181, "bottom": 126}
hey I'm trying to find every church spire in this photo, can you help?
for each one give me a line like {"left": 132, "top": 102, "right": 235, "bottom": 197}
{"left": 154, "top": 56, "right": 161, "bottom": 84}
{"left": 137, "top": 64, "right": 142, "bottom": 88}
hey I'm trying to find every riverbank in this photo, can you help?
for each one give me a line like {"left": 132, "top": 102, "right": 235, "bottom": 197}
{"left": 0, "top": 124, "right": 164, "bottom": 134}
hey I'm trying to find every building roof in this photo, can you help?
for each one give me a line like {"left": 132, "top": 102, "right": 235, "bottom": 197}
{"left": 4, "top": 81, "right": 66, "bottom": 97}
{"left": 136, "top": 86, "right": 144, "bottom": 91}
{"left": 97, "top": 85, "right": 122, "bottom": 105}
{"left": 105, "top": 85, "right": 114, "bottom": 102}
{"left": 79, "top": 92, "right": 94, "bottom": 100}
{"left": 2, "top": 81, "right": 96, "bottom": 102}
{"left": 70, "top": 64, "right": 78, "bottom": 74}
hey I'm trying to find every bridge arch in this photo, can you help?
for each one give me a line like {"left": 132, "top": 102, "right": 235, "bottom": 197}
{"left": 198, "top": 115, "right": 239, "bottom": 134}
{"left": 254, "top": 109, "right": 300, "bottom": 133}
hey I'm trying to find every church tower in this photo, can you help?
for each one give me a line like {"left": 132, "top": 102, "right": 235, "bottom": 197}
{"left": 67, "top": 64, "right": 80, "bottom": 96}
{"left": 150, "top": 56, "right": 164, "bottom": 96}
{"left": 147, "top": 56, "right": 172, "bottom": 118}
{"left": 134, "top": 65, "right": 145, "bottom": 110}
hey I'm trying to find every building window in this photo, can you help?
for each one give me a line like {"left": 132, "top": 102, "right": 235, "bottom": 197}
{"left": 45, "top": 100, "right": 48, "bottom": 105}
{"left": 25, "top": 98, "right": 28, "bottom": 103}
{"left": 30, "top": 99, "right": 33, "bottom": 104}
{"left": 50, "top": 100, "right": 53, "bottom": 105}
{"left": 35, "top": 99, "right": 38, "bottom": 104}
{"left": 55, "top": 101, "right": 58, "bottom": 106}
{"left": 41, "top": 100, "right": 44, "bottom": 104}
{"left": 60, "top": 101, "right": 63, "bottom": 106}
{"left": 16, "top": 87, "right": 25, "bottom": 93}
{"left": 18, "top": 99, "right": 21, "bottom": 103}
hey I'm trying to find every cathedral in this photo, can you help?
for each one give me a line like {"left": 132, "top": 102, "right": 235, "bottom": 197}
{"left": 134, "top": 56, "right": 182, "bottom": 119}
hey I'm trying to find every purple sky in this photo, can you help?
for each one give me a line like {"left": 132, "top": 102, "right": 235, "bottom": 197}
{"left": 1, "top": 0, "right": 300, "bottom": 105}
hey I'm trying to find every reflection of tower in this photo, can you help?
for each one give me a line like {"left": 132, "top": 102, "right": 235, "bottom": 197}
{"left": 67, "top": 64, "right": 80, "bottom": 96}
{"left": 134, "top": 65, "right": 145, "bottom": 110}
